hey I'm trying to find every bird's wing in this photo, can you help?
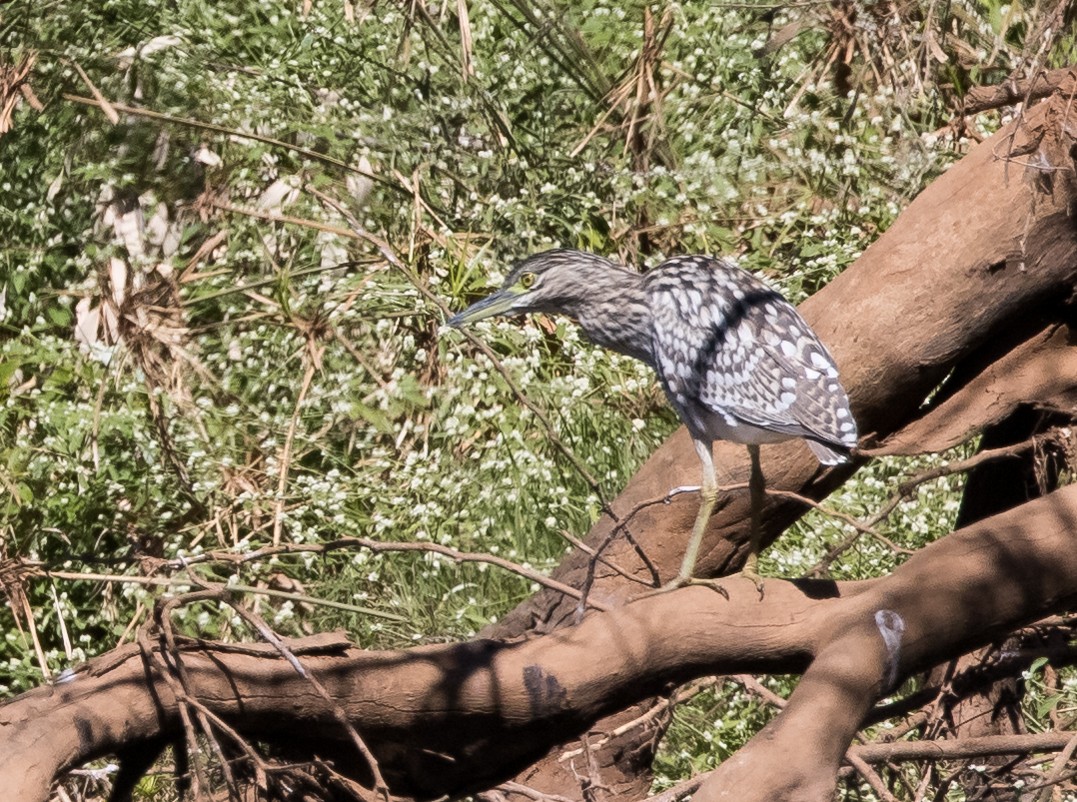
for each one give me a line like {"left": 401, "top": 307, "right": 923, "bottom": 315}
{"left": 646, "top": 256, "right": 856, "bottom": 458}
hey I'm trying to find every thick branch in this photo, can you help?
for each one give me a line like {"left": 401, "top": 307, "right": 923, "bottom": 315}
{"left": 5, "top": 486, "right": 1077, "bottom": 802}
{"left": 876, "top": 324, "right": 1077, "bottom": 455}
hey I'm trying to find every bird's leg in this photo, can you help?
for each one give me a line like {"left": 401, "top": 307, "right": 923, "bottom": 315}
{"left": 740, "top": 443, "right": 766, "bottom": 596}
{"left": 665, "top": 438, "right": 723, "bottom": 591}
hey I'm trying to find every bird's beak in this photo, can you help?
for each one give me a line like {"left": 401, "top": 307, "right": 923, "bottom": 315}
{"left": 446, "top": 289, "right": 521, "bottom": 328}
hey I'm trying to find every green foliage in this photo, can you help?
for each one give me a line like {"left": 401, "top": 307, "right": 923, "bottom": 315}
{"left": 2, "top": 0, "right": 1076, "bottom": 799}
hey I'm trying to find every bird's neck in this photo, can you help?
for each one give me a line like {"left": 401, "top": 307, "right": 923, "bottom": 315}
{"left": 563, "top": 265, "right": 654, "bottom": 365}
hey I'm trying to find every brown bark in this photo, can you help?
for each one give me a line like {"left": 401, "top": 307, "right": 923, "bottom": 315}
{"left": 962, "top": 66, "right": 1077, "bottom": 114}
{"left": 5, "top": 486, "right": 1077, "bottom": 802}
{"left": 486, "top": 76, "right": 1077, "bottom": 797}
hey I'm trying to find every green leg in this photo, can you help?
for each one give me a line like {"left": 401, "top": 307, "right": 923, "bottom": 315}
{"left": 741, "top": 443, "right": 766, "bottom": 595}
{"left": 670, "top": 438, "right": 719, "bottom": 587}
{"left": 652, "top": 440, "right": 764, "bottom": 598}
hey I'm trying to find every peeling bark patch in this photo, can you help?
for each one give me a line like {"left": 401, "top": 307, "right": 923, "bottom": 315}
{"left": 875, "top": 609, "right": 906, "bottom": 692}
{"left": 523, "top": 665, "right": 568, "bottom": 718}
{"left": 53, "top": 668, "right": 78, "bottom": 685}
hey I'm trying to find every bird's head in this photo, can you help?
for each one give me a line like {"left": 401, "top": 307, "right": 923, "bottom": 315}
{"left": 446, "top": 249, "right": 623, "bottom": 327}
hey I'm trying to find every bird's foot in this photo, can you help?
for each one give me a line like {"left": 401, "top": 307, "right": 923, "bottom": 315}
{"left": 675, "top": 576, "right": 730, "bottom": 598}
{"left": 641, "top": 574, "right": 729, "bottom": 599}
{"left": 731, "top": 566, "right": 765, "bottom": 599}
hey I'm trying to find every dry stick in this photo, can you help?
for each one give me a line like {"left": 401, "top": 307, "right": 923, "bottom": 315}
{"left": 252, "top": 537, "right": 601, "bottom": 608}
{"left": 1034, "top": 730, "right": 1077, "bottom": 802}
{"left": 844, "top": 751, "right": 898, "bottom": 802}
{"left": 153, "top": 574, "right": 388, "bottom": 801}
{"left": 67, "top": 62, "right": 119, "bottom": 124}
{"left": 654, "top": 732, "right": 1077, "bottom": 802}
{"left": 575, "top": 487, "right": 698, "bottom": 614}
{"left": 491, "top": 781, "right": 579, "bottom": 802}
{"left": 15, "top": 585, "right": 50, "bottom": 680}
{"left": 211, "top": 590, "right": 391, "bottom": 801}
{"left": 272, "top": 347, "right": 321, "bottom": 547}
{"left": 557, "top": 528, "right": 652, "bottom": 588}
{"left": 156, "top": 589, "right": 244, "bottom": 796}
{"left": 145, "top": 592, "right": 221, "bottom": 799}
{"left": 558, "top": 677, "right": 719, "bottom": 763}
{"left": 809, "top": 437, "right": 1047, "bottom": 576}
{"left": 37, "top": 532, "right": 607, "bottom": 610}
{"left": 179, "top": 697, "right": 272, "bottom": 793}
{"left": 850, "top": 732, "right": 1077, "bottom": 764}
{"left": 764, "top": 485, "right": 913, "bottom": 556}
{"left": 205, "top": 200, "right": 361, "bottom": 240}
{"left": 1026, "top": 767, "right": 1077, "bottom": 798}
{"left": 63, "top": 94, "right": 395, "bottom": 193}
{"left": 730, "top": 674, "right": 787, "bottom": 709}
{"left": 962, "top": 61, "right": 1077, "bottom": 116}
{"left": 32, "top": 568, "right": 407, "bottom": 620}
{"left": 646, "top": 774, "right": 705, "bottom": 802}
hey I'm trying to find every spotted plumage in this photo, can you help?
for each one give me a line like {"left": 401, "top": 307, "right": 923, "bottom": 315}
{"left": 447, "top": 248, "right": 858, "bottom": 587}
{"left": 644, "top": 255, "right": 856, "bottom": 464}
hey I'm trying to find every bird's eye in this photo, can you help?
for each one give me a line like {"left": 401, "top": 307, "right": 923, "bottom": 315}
{"left": 519, "top": 272, "right": 537, "bottom": 290}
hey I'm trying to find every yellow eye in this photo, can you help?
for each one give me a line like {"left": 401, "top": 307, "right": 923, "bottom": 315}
{"left": 519, "top": 272, "right": 537, "bottom": 290}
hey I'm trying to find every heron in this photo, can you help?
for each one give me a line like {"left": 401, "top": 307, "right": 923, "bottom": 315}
{"left": 447, "top": 249, "right": 857, "bottom": 590}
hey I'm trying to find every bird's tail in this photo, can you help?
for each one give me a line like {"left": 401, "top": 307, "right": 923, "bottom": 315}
{"left": 807, "top": 438, "right": 853, "bottom": 465}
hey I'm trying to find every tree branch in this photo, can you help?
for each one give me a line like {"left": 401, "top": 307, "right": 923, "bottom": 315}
{"left": 5, "top": 486, "right": 1077, "bottom": 802}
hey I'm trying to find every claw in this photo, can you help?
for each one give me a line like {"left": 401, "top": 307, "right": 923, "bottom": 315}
{"left": 679, "top": 576, "right": 730, "bottom": 599}
{"left": 737, "top": 566, "right": 765, "bottom": 599}
{"left": 640, "top": 574, "right": 730, "bottom": 601}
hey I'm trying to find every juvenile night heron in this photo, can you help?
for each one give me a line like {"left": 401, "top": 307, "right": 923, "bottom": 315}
{"left": 447, "top": 249, "right": 857, "bottom": 589}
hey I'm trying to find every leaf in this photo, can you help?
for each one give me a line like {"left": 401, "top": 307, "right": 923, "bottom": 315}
{"left": 1036, "top": 692, "right": 1062, "bottom": 718}
{"left": 0, "top": 359, "right": 19, "bottom": 386}
{"left": 352, "top": 401, "right": 394, "bottom": 434}
{"left": 47, "top": 305, "right": 72, "bottom": 328}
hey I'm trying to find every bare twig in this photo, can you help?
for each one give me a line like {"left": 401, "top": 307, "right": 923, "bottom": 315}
{"left": 26, "top": 531, "right": 609, "bottom": 612}
{"left": 209, "top": 588, "right": 391, "bottom": 800}
{"left": 32, "top": 568, "right": 406, "bottom": 620}
{"left": 67, "top": 62, "right": 119, "bottom": 124}
{"left": 1034, "top": 729, "right": 1077, "bottom": 802}
{"left": 851, "top": 732, "right": 1077, "bottom": 763}
{"left": 272, "top": 343, "right": 322, "bottom": 547}
{"left": 63, "top": 94, "right": 396, "bottom": 193}
{"left": 558, "top": 678, "right": 719, "bottom": 763}
{"left": 810, "top": 436, "right": 1051, "bottom": 575}
{"left": 844, "top": 750, "right": 898, "bottom": 802}
{"left": 961, "top": 61, "right": 1076, "bottom": 116}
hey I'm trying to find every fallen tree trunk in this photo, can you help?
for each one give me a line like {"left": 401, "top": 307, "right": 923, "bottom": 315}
{"left": 5, "top": 485, "right": 1077, "bottom": 802}
{"left": 488, "top": 78, "right": 1077, "bottom": 798}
